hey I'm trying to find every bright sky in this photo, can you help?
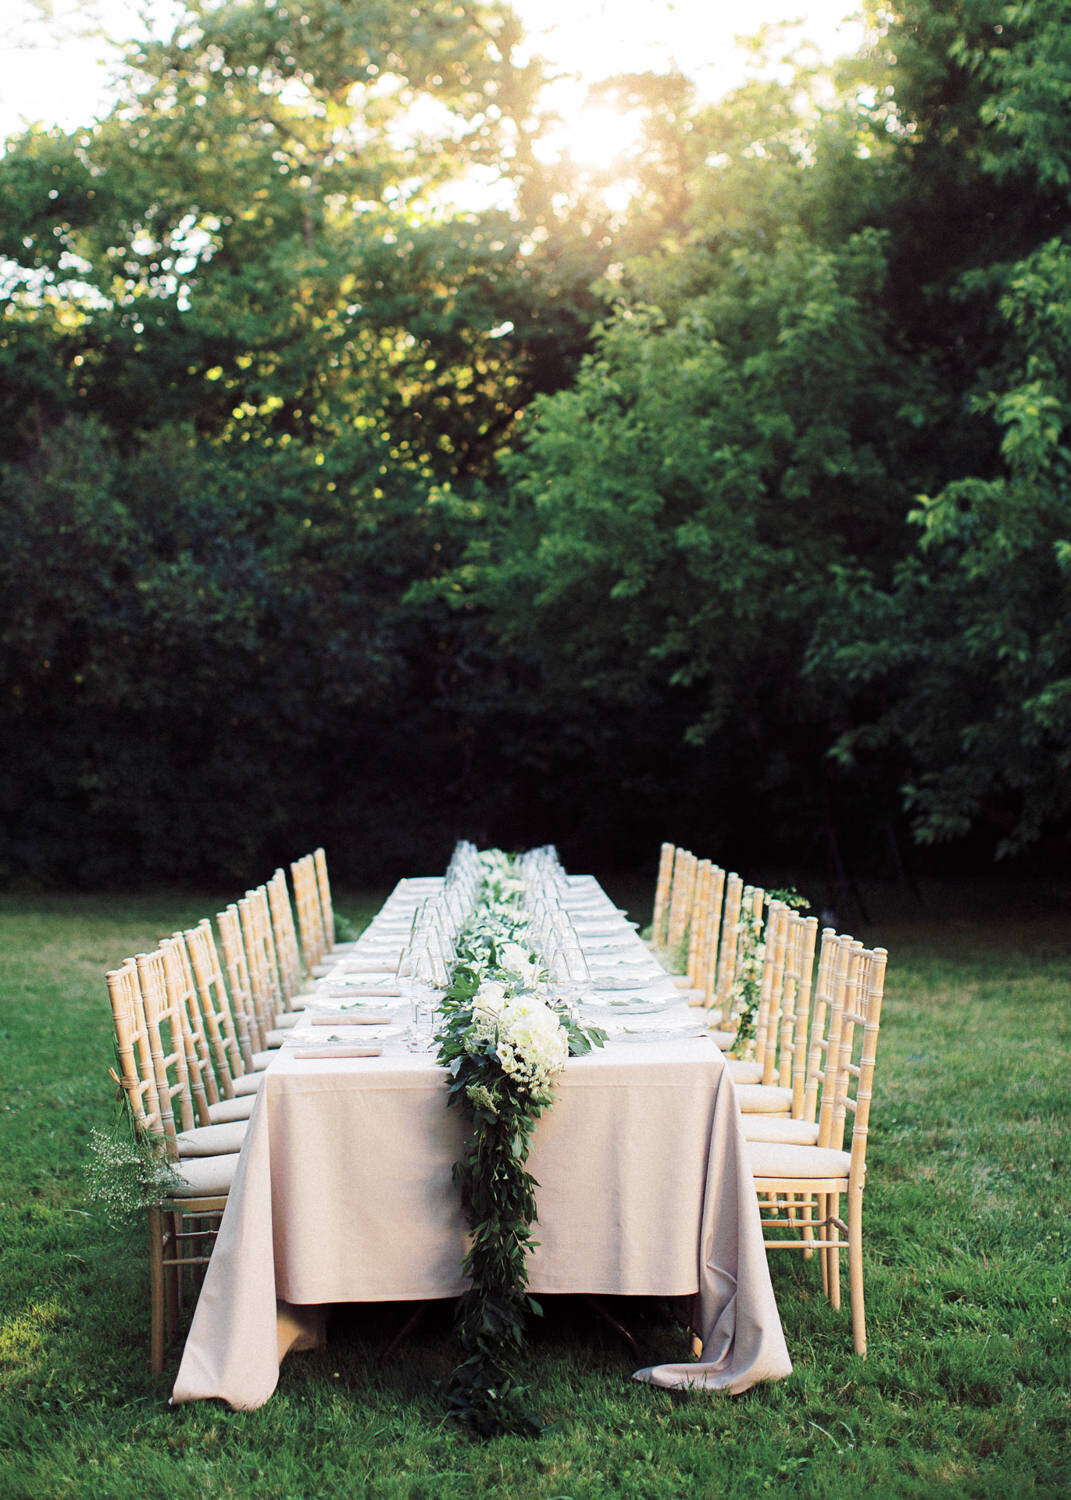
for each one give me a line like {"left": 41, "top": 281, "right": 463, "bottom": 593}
{"left": 0, "top": 1, "right": 867, "bottom": 140}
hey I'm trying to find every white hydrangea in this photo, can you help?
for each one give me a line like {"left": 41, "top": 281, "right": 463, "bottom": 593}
{"left": 497, "top": 940, "right": 537, "bottom": 983}
{"left": 469, "top": 978, "right": 509, "bottom": 1045}
{"left": 495, "top": 996, "right": 569, "bottom": 1091}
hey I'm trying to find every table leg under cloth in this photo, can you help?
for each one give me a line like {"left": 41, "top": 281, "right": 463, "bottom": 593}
{"left": 171, "top": 1037, "right": 790, "bottom": 1408}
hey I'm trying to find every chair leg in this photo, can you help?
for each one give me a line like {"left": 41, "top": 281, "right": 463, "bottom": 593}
{"left": 819, "top": 1193, "right": 831, "bottom": 1298}
{"left": 848, "top": 1184, "right": 867, "bottom": 1356}
{"left": 801, "top": 1192, "right": 815, "bottom": 1260}
{"left": 148, "top": 1208, "right": 165, "bottom": 1375}
{"left": 828, "top": 1194, "right": 841, "bottom": 1311}
{"left": 165, "top": 1209, "right": 181, "bottom": 1328}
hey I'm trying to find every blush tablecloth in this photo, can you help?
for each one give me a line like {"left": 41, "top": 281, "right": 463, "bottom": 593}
{"left": 171, "top": 885, "right": 792, "bottom": 1408}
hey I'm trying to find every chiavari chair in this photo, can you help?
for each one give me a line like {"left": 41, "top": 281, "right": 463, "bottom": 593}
{"left": 746, "top": 941, "right": 889, "bottom": 1355}
{"left": 106, "top": 959, "right": 239, "bottom": 1372}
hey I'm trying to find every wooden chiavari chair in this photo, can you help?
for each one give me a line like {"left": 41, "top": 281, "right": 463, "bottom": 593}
{"left": 313, "top": 846, "right": 359, "bottom": 958}
{"left": 216, "top": 903, "right": 274, "bottom": 1065}
{"left": 107, "top": 959, "right": 239, "bottom": 1372}
{"left": 161, "top": 935, "right": 256, "bottom": 1123}
{"left": 134, "top": 946, "right": 250, "bottom": 1156}
{"left": 239, "top": 885, "right": 306, "bottom": 1038}
{"left": 730, "top": 906, "right": 820, "bottom": 1102}
{"left": 746, "top": 941, "right": 889, "bottom": 1355}
{"left": 739, "top": 927, "right": 851, "bottom": 1142}
{"left": 182, "top": 918, "right": 262, "bottom": 1095}
{"left": 291, "top": 852, "right": 329, "bottom": 973}
{"left": 647, "top": 842, "right": 676, "bottom": 950}
{"left": 705, "top": 878, "right": 762, "bottom": 1048}
{"left": 690, "top": 861, "right": 727, "bottom": 1011}
{"left": 267, "top": 867, "right": 313, "bottom": 1006}
{"left": 664, "top": 847, "right": 698, "bottom": 975}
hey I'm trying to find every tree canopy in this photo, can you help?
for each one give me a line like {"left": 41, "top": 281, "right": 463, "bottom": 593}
{"left": 2, "top": 0, "right": 1069, "bottom": 887}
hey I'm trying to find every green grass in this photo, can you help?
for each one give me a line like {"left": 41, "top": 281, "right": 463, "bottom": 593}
{"left": 0, "top": 881, "right": 1068, "bottom": 1499}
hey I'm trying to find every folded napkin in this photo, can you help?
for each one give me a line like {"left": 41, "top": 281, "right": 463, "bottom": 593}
{"left": 608, "top": 1029, "right": 709, "bottom": 1044}
{"left": 310, "top": 1013, "right": 394, "bottom": 1027}
{"left": 293, "top": 1046, "right": 381, "bottom": 1059}
{"left": 590, "top": 972, "right": 671, "bottom": 992}
{"left": 317, "top": 984, "right": 402, "bottom": 1000}
{"left": 335, "top": 962, "right": 399, "bottom": 974}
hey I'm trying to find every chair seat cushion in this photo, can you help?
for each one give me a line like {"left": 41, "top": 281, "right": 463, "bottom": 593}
{"left": 231, "top": 1072, "right": 262, "bottom": 1096}
{"left": 207, "top": 1094, "right": 257, "bottom": 1124}
{"left": 734, "top": 1083, "right": 793, "bottom": 1114}
{"left": 727, "top": 1059, "right": 763, "bottom": 1084}
{"left": 747, "top": 1140, "right": 851, "bottom": 1179}
{"left": 709, "top": 1030, "right": 737, "bottom": 1050}
{"left": 251, "top": 1050, "right": 273, "bottom": 1071}
{"left": 742, "top": 1116, "right": 820, "bottom": 1146}
{"left": 273, "top": 1011, "right": 301, "bottom": 1029}
{"left": 264, "top": 1028, "right": 287, "bottom": 1048}
{"left": 177, "top": 1120, "right": 249, "bottom": 1157}
{"left": 169, "top": 1152, "right": 239, "bottom": 1197}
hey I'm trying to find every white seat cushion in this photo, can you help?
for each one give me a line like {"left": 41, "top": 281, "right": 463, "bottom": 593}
{"left": 177, "top": 1120, "right": 249, "bottom": 1157}
{"left": 251, "top": 1050, "right": 273, "bottom": 1071}
{"left": 742, "top": 1116, "right": 820, "bottom": 1146}
{"left": 727, "top": 1059, "right": 763, "bottom": 1084}
{"left": 264, "top": 1028, "right": 287, "bottom": 1048}
{"left": 169, "top": 1152, "right": 239, "bottom": 1197}
{"left": 747, "top": 1140, "right": 851, "bottom": 1179}
{"left": 273, "top": 1011, "right": 301, "bottom": 1029}
{"left": 231, "top": 1072, "right": 262, "bottom": 1096}
{"left": 709, "top": 1030, "right": 737, "bottom": 1050}
{"left": 207, "top": 1094, "right": 256, "bottom": 1124}
{"left": 735, "top": 1083, "right": 792, "bottom": 1114}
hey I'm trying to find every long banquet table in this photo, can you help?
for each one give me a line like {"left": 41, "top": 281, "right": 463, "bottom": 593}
{"left": 171, "top": 874, "right": 792, "bottom": 1407}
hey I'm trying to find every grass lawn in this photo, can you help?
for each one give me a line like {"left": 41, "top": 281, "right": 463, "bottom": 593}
{"left": 0, "top": 878, "right": 1068, "bottom": 1499}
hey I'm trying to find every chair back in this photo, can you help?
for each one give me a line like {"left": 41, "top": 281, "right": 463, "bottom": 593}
{"left": 291, "top": 852, "right": 327, "bottom": 970}
{"left": 240, "top": 886, "right": 283, "bottom": 1024}
{"left": 694, "top": 863, "right": 727, "bottom": 1008}
{"left": 313, "top": 847, "right": 335, "bottom": 951}
{"left": 182, "top": 918, "right": 250, "bottom": 1089}
{"left": 650, "top": 842, "right": 676, "bottom": 949}
{"left": 107, "top": 959, "right": 165, "bottom": 1145}
{"left": 823, "top": 942, "right": 888, "bottom": 1188}
{"left": 133, "top": 946, "right": 204, "bottom": 1149}
{"left": 665, "top": 848, "right": 697, "bottom": 956}
{"left": 161, "top": 934, "right": 221, "bottom": 1110}
{"left": 267, "top": 867, "right": 305, "bottom": 1002}
{"left": 713, "top": 872, "right": 744, "bottom": 1022}
{"left": 217, "top": 902, "right": 266, "bottom": 1053}
{"left": 684, "top": 859, "right": 723, "bottom": 998}
{"left": 752, "top": 899, "right": 790, "bottom": 1073}
{"left": 772, "top": 911, "right": 819, "bottom": 1094}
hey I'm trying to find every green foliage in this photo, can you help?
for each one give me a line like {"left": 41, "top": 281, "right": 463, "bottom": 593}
{"left": 434, "top": 856, "right": 604, "bottom": 1437}
{"left": 812, "top": 228, "right": 1071, "bottom": 856}
{"left": 3, "top": 0, "right": 1071, "bottom": 879}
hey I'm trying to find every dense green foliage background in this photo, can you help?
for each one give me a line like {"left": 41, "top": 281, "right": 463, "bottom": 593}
{"left": 2, "top": 0, "right": 1069, "bottom": 887}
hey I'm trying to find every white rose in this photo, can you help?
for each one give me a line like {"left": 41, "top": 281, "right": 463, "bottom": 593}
{"left": 473, "top": 978, "right": 508, "bottom": 1016}
{"left": 498, "top": 941, "right": 535, "bottom": 977}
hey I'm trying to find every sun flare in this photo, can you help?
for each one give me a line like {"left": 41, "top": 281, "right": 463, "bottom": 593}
{"left": 547, "top": 97, "right": 648, "bottom": 174}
